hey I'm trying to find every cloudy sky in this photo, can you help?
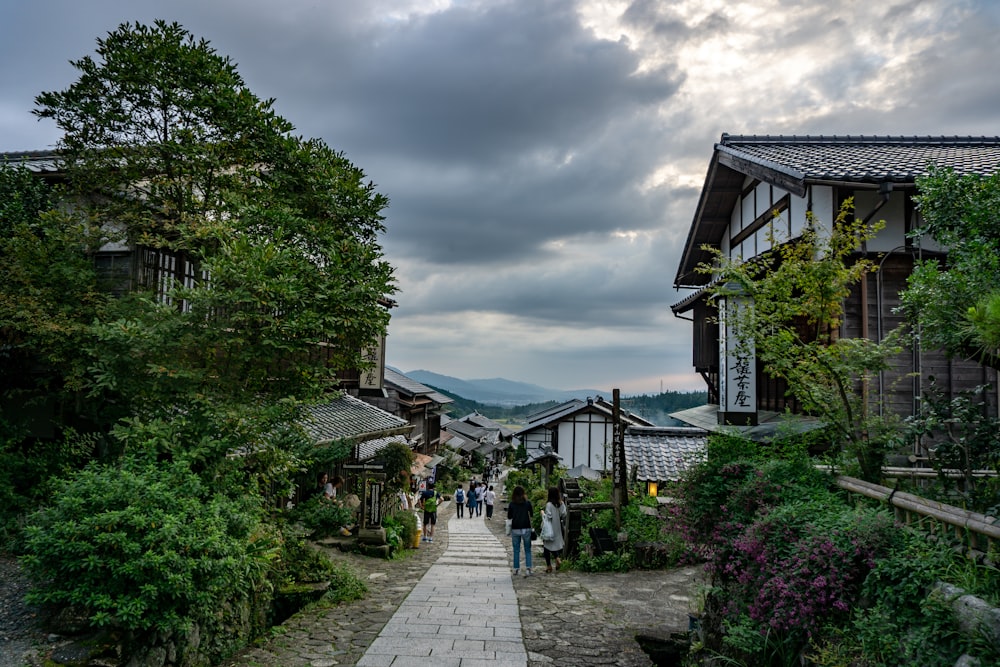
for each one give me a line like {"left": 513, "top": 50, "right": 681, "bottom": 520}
{"left": 3, "top": 1, "right": 999, "bottom": 395}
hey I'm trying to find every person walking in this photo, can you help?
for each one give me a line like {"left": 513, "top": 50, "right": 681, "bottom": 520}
{"left": 475, "top": 481, "right": 486, "bottom": 517}
{"left": 484, "top": 484, "right": 496, "bottom": 520}
{"left": 541, "top": 486, "right": 568, "bottom": 573}
{"left": 454, "top": 484, "right": 466, "bottom": 518}
{"left": 507, "top": 485, "right": 534, "bottom": 576}
{"left": 467, "top": 481, "right": 478, "bottom": 518}
{"left": 419, "top": 482, "right": 440, "bottom": 542}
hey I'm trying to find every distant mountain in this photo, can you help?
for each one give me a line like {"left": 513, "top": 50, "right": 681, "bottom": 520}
{"left": 400, "top": 369, "right": 607, "bottom": 407}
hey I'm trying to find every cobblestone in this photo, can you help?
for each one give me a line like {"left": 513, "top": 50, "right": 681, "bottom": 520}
{"left": 222, "top": 475, "right": 702, "bottom": 667}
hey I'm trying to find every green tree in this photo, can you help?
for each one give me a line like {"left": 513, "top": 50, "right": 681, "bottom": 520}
{"left": 901, "top": 166, "right": 1000, "bottom": 370}
{"left": 14, "top": 20, "right": 394, "bottom": 653}
{"left": 700, "top": 202, "right": 903, "bottom": 480}
{"left": 33, "top": 20, "right": 395, "bottom": 416}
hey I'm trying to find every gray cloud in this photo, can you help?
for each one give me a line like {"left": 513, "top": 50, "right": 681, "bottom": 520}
{"left": 3, "top": 0, "right": 999, "bottom": 394}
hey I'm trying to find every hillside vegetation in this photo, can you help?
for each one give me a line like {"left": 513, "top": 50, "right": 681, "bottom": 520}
{"left": 435, "top": 386, "right": 707, "bottom": 427}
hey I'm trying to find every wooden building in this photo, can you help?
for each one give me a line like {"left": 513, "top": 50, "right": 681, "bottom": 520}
{"left": 671, "top": 135, "right": 1000, "bottom": 447}
{"left": 515, "top": 397, "right": 653, "bottom": 472}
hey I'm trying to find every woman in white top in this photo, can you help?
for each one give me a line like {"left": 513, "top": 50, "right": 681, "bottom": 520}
{"left": 541, "top": 486, "right": 568, "bottom": 573}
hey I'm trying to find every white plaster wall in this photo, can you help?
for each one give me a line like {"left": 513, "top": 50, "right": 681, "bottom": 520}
{"left": 755, "top": 182, "right": 771, "bottom": 217}
{"left": 856, "top": 190, "right": 907, "bottom": 252}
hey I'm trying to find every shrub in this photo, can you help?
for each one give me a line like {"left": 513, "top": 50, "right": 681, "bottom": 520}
{"left": 289, "top": 495, "right": 356, "bottom": 539}
{"left": 20, "top": 459, "right": 271, "bottom": 635}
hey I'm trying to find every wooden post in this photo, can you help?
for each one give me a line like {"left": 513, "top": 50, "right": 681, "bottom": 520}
{"left": 612, "top": 389, "right": 628, "bottom": 530}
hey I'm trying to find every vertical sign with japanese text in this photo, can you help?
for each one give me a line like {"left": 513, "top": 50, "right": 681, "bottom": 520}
{"left": 359, "top": 335, "right": 386, "bottom": 391}
{"left": 719, "top": 295, "right": 757, "bottom": 424}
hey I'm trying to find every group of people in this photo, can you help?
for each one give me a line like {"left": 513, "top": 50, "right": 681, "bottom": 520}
{"left": 506, "top": 485, "right": 566, "bottom": 576}
{"left": 415, "top": 479, "right": 568, "bottom": 577}
{"left": 453, "top": 480, "right": 496, "bottom": 519}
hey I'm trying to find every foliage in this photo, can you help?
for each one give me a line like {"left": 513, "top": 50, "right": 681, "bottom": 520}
{"left": 380, "top": 510, "right": 419, "bottom": 555}
{"left": 699, "top": 202, "right": 904, "bottom": 481}
{"left": 270, "top": 528, "right": 339, "bottom": 587}
{"left": 19, "top": 18, "right": 394, "bottom": 433}
{"left": 289, "top": 495, "right": 356, "bottom": 540}
{"left": 389, "top": 509, "right": 418, "bottom": 551}
{"left": 902, "top": 166, "right": 1000, "bottom": 370}
{"left": 0, "top": 164, "right": 110, "bottom": 442}
{"left": 899, "top": 379, "right": 1000, "bottom": 513}
{"left": 374, "top": 440, "right": 415, "bottom": 490}
{"left": 318, "top": 562, "right": 368, "bottom": 606}
{"left": 20, "top": 459, "right": 271, "bottom": 634}
{"left": 431, "top": 385, "right": 708, "bottom": 427}
{"left": 674, "top": 438, "right": 1000, "bottom": 666}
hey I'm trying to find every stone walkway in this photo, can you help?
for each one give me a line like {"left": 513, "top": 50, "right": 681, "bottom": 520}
{"left": 222, "top": 483, "right": 701, "bottom": 667}
{"left": 357, "top": 516, "right": 525, "bottom": 666}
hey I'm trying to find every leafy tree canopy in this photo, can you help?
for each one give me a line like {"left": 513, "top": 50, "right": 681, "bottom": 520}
{"left": 902, "top": 167, "right": 1000, "bottom": 369}
{"left": 700, "top": 202, "right": 903, "bottom": 480}
{"left": 24, "top": 20, "right": 395, "bottom": 420}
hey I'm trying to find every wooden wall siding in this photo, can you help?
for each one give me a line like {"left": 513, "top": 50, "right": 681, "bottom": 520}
{"left": 839, "top": 253, "right": 998, "bottom": 431}
{"left": 692, "top": 299, "right": 719, "bottom": 370}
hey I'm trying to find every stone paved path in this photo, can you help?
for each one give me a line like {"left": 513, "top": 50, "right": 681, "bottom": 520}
{"left": 222, "top": 477, "right": 701, "bottom": 667}
{"left": 357, "top": 516, "right": 524, "bottom": 666}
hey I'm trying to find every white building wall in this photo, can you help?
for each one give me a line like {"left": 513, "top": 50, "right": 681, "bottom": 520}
{"left": 856, "top": 190, "right": 907, "bottom": 252}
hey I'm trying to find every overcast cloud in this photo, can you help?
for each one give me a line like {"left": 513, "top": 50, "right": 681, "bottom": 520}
{"left": 2, "top": 0, "right": 998, "bottom": 395}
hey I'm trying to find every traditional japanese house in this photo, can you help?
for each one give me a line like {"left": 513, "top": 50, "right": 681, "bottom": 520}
{"left": 671, "top": 135, "right": 1000, "bottom": 449}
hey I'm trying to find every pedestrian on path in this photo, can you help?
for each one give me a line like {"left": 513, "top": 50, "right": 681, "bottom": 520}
{"left": 484, "top": 484, "right": 496, "bottom": 520}
{"left": 475, "top": 481, "right": 486, "bottom": 516}
{"left": 454, "top": 484, "right": 465, "bottom": 518}
{"left": 541, "top": 486, "right": 567, "bottom": 573}
{"left": 467, "top": 480, "right": 478, "bottom": 518}
{"left": 419, "top": 482, "right": 440, "bottom": 542}
{"left": 507, "top": 485, "right": 534, "bottom": 576}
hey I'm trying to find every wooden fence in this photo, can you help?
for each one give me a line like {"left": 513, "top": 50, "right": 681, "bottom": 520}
{"left": 835, "top": 475, "right": 1000, "bottom": 560}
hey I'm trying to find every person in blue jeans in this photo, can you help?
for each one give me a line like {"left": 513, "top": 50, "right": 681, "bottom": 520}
{"left": 454, "top": 484, "right": 465, "bottom": 518}
{"left": 467, "top": 480, "right": 478, "bottom": 518}
{"left": 507, "top": 485, "right": 534, "bottom": 576}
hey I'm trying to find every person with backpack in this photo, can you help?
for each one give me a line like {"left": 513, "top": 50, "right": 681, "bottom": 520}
{"left": 419, "top": 481, "right": 440, "bottom": 542}
{"left": 454, "top": 484, "right": 466, "bottom": 518}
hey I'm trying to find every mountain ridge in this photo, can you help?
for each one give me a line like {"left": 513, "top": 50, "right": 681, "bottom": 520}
{"left": 400, "top": 369, "right": 607, "bottom": 406}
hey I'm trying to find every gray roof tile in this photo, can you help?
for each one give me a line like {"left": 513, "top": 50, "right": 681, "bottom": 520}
{"left": 302, "top": 393, "right": 410, "bottom": 445}
{"left": 718, "top": 134, "right": 1000, "bottom": 184}
{"left": 384, "top": 368, "right": 454, "bottom": 404}
{"left": 623, "top": 426, "right": 708, "bottom": 482}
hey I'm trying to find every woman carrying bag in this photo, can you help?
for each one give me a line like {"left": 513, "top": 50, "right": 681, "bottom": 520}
{"left": 506, "top": 485, "right": 534, "bottom": 576}
{"left": 541, "top": 486, "right": 567, "bottom": 573}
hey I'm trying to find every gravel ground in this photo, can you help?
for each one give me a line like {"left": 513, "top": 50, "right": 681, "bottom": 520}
{"left": 0, "top": 557, "right": 47, "bottom": 667}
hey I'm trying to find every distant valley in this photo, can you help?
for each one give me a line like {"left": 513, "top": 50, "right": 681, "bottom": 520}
{"left": 400, "top": 369, "right": 607, "bottom": 407}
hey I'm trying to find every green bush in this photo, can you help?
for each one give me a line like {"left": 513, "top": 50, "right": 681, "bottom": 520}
{"left": 289, "top": 495, "right": 357, "bottom": 539}
{"left": 20, "top": 459, "right": 271, "bottom": 635}
{"left": 271, "top": 526, "right": 338, "bottom": 586}
{"left": 320, "top": 561, "right": 368, "bottom": 605}
{"left": 391, "top": 509, "right": 418, "bottom": 549}
{"left": 674, "top": 435, "right": 1000, "bottom": 666}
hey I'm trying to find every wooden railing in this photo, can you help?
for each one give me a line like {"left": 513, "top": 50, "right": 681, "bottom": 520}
{"left": 834, "top": 475, "right": 1000, "bottom": 560}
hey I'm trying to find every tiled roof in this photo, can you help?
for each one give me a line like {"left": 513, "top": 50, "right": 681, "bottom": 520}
{"left": 717, "top": 134, "right": 1000, "bottom": 185}
{"left": 676, "top": 134, "right": 1000, "bottom": 288}
{"left": 1, "top": 150, "right": 60, "bottom": 174}
{"left": 444, "top": 419, "right": 490, "bottom": 441}
{"left": 384, "top": 368, "right": 453, "bottom": 404}
{"left": 302, "top": 393, "right": 411, "bottom": 445}
{"left": 462, "top": 412, "right": 515, "bottom": 438}
{"left": 356, "top": 434, "right": 409, "bottom": 461}
{"left": 516, "top": 398, "right": 650, "bottom": 435}
{"left": 623, "top": 426, "right": 708, "bottom": 482}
